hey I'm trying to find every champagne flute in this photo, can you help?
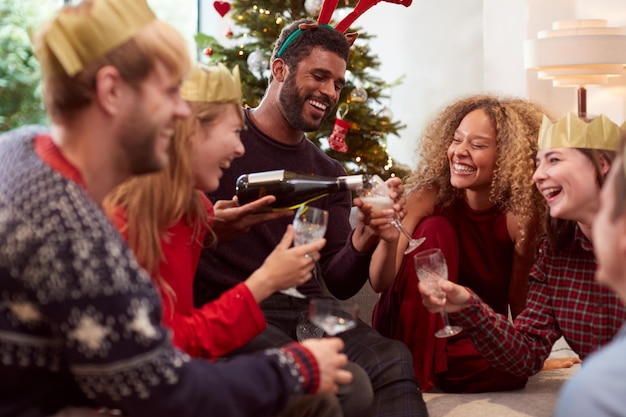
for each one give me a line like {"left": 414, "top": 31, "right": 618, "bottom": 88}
{"left": 358, "top": 175, "right": 425, "bottom": 254}
{"left": 414, "top": 248, "right": 462, "bottom": 338}
{"left": 308, "top": 298, "right": 359, "bottom": 336}
{"left": 281, "top": 205, "right": 328, "bottom": 298}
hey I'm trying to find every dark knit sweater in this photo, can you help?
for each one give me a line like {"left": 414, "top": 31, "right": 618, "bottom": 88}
{"left": 195, "top": 109, "right": 372, "bottom": 303}
{"left": 0, "top": 126, "right": 317, "bottom": 417}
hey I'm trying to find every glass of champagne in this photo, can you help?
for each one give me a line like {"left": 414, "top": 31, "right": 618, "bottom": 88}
{"left": 358, "top": 175, "right": 425, "bottom": 255}
{"left": 281, "top": 205, "right": 328, "bottom": 298}
{"left": 414, "top": 248, "right": 462, "bottom": 338}
{"left": 308, "top": 298, "right": 359, "bottom": 336}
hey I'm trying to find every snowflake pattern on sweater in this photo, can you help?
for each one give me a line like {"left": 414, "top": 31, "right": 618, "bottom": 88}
{"left": 0, "top": 126, "right": 188, "bottom": 395}
{"left": 0, "top": 127, "right": 313, "bottom": 417}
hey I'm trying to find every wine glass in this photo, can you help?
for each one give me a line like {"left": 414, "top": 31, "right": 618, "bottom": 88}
{"left": 414, "top": 248, "right": 462, "bottom": 338}
{"left": 308, "top": 298, "right": 359, "bottom": 336}
{"left": 358, "top": 175, "right": 425, "bottom": 254}
{"left": 281, "top": 205, "right": 329, "bottom": 298}
{"left": 296, "top": 311, "right": 325, "bottom": 341}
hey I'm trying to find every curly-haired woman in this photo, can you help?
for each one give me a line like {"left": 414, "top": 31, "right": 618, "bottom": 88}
{"left": 418, "top": 113, "right": 626, "bottom": 401}
{"left": 369, "top": 94, "right": 554, "bottom": 393}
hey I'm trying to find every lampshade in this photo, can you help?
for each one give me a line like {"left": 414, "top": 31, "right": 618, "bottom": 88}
{"left": 525, "top": 19, "right": 626, "bottom": 87}
{"left": 524, "top": 19, "right": 626, "bottom": 118}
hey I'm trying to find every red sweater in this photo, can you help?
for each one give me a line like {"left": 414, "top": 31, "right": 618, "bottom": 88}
{"left": 112, "top": 193, "right": 266, "bottom": 359}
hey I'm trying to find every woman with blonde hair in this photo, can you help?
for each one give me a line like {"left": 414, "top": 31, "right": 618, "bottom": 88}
{"left": 369, "top": 94, "right": 554, "bottom": 392}
{"left": 104, "top": 64, "right": 326, "bottom": 358}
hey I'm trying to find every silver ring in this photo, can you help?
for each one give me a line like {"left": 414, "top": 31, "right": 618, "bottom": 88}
{"left": 304, "top": 253, "right": 313, "bottom": 262}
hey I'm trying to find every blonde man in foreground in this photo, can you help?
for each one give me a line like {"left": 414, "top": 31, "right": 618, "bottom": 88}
{"left": 0, "top": 1, "right": 351, "bottom": 416}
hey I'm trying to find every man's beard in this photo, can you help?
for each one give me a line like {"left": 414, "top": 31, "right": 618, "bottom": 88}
{"left": 119, "top": 101, "right": 167, "bottom": 176}
{"left": 278, "top": 73, "right": 331, "bottom": 132}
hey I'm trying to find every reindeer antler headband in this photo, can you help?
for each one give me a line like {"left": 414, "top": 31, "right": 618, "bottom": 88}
{"left": 276, "top": 0, "right": 412, "bottom": 58}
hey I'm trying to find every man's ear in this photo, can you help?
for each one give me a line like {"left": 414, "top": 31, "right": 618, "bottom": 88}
{"left": 271, "top": 58, "right": 288, "bottom": 82}
{"left": 94, "top": 65, "right": 124, "bottom": 116}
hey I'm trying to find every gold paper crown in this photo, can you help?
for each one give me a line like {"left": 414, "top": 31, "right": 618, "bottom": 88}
{"left": 181, "top": 64, "right": 242, "bottom": 104}
{"left": 538, "top": 112, "right": 622, "bottom": 151}
{"left": 35, "top": 0, "right": 155, "bottom": 77}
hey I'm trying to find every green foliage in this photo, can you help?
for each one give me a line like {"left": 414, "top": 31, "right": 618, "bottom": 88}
{"left": 196, "top": 0, "right": 408, "bottom": 179}
{"left": 0, "top": 0, "right": 48, "bottom": 132}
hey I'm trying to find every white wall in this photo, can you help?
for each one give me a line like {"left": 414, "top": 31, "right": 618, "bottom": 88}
{"left": 357, "top": 0, "right": 483, "bottom": 168}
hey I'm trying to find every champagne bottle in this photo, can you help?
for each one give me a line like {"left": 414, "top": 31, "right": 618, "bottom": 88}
{"left": 236, "top": 170, "right": 367, "bottom": 210}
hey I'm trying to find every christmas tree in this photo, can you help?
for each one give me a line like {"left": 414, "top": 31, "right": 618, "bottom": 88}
{"left": 196, "top": 0, "right": 409, "bottom": 179}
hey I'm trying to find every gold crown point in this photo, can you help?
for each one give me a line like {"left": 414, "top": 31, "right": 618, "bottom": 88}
{"left": 538, "top": 112, "right": 622, "bottom": 152}
{"left": 36, "top": 0, "right": 156, "bottom": 77}
{"left": 180, "top": 63, "right": 242, "bottom": 104}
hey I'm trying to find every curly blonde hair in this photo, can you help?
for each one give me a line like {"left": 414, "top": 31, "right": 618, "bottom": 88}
{"left": 405, "top": 94, "right": 557, "bottom": 251}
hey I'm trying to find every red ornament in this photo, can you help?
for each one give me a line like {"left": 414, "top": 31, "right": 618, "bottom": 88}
{"left": 225, "top": 27, "right": 233, "bottom": 38}
{"left": 213, "top": 1, "right": 231, "bottom": 17}
{"left": 203, "top": 47, "right": 213, "bottom": 56}
{"left": 328, "top": 118, "right": 350, "bottom": 152}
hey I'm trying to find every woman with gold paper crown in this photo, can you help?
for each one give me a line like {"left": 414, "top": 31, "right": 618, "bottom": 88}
{"left": 419, "top": 113, "right": 626, "bottom": 380}
{"left": 555, "top": 120, "right": 626, "bottom": 417}
{"left": 104, "top": 63, "right": 373, "bottom": 417}
{"left": 105, "top": 64, "right": 326, "bottom": 360}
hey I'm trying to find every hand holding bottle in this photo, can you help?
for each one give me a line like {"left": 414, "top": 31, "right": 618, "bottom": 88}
{"left": 236, "top": 170, "right": 366, "bottom": 210}
{"left": 245, "top": 225, "right": 326, "bottom": 303}
{"left": 211, "top": 195, "right": 293, "bottom": 242}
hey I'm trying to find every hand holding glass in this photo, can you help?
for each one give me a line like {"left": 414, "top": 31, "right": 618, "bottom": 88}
{"left": 358, "top": 175, "right": 425, "bottom": 255}
{"left": 281, "top": 205, "right": 328, "bottom": 298}
{"left": 414, "top": 248, "right": 462, "bottom": 338}
{"left": 309, "top": 298, "right": 359, "bottom": 336}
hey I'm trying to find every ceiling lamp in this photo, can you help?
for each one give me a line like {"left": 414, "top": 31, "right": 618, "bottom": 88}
{"left": 524, "top": 19, "right": 626, "bottom": 119}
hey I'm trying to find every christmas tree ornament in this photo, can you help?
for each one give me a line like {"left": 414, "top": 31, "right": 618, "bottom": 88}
{"left": 304, "top": 0, "right": 323, "bottom": 16}
{"left": 328, "top": 103, "right": 350, "bottom": 153}
{"left": 203, "top": 47, "right": 213, "bottom": 56}
{"left": 247, "top": 49, "right": 267, "bottom": 75}
{"left": 213, "top": 1, "right": 231, "bottom": 17}
{"left": 349, "top": 87, "right": 367, "bottom": 103}
{"left": 225, "top": 26, "right": 233, "bottom": 38}
{"left": 378, "top": 106, "right": 393, "bottom": 119}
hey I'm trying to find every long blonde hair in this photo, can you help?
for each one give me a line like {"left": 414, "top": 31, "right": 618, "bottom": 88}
{"left": 104, "top": 101, "right": 242, "bottom": 302}
{"left": 406, "top": 94, "right": 557, "bottom": 252}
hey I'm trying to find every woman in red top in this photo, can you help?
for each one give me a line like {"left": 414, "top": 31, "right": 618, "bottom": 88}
{"left": 369, "top": 95, "right": 554, "bottom": 392}
{"left": 104, "top": 64, "right": 325, "bottom": 359}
